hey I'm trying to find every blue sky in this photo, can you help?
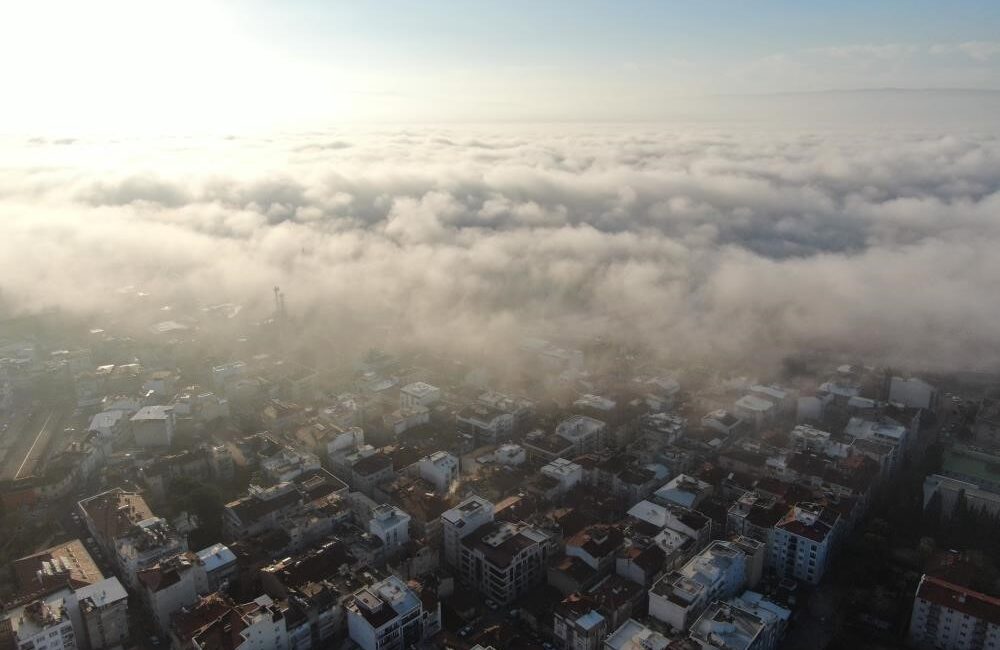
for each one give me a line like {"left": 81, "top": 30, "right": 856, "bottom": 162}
{"left": 2, "top": 0, "right": 1000, "bottom": 131}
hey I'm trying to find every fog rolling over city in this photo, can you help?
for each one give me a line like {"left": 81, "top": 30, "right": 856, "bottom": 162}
{"left": 3, "top": 114, "right": 1000, "bottom": 373}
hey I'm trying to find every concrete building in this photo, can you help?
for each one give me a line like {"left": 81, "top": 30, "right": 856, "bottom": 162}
{"left": 0, "top": 592, "right": 76, "bottom": 650}
{"left": 553, "top": 594, "right": 607, "bottom": 650}
{"left": 908, "top": 574, "right": 1000, "bottom": 650}
{"left": 138, "top": 554, "right": 203, "bottom": 632}
{"left": 555, "top": 415, "right": 607, "bottom": 456}
{"left": 688, "top": 600, "right": 777, "bottom": 650}
{"left": 456, "top": 404, "right": 515, "bottom": 445}
{"left": 889, "top": 376, "right": 938, "bottom": 412}
{"left": 131, "top": 405, "right": 176, "bottom": 448}
{"left": 260, "top": 447, "right": 321, "bottom": 483}
{"left": 603, "top": 619, "right": 671, "bottom": 650}
{"left": 383, "top": 405, "right": 430, "bottom": 437}
{"left": 77, "top": 488, "right": 156, "bottom": 554}
{"left": 73, "top": 577, "right": 129, "bottom": 650}
{"left": 346, "top": 575, "right": 431, "bottom": 650}
{"left": 702, "top": 410, "right": 744, "bottom": 437}
{"left": 417, "top": 451, "right": 459, "bottom": 493}
{"left": 654, "top": 474, "right": 713, "bottom": 509}
{"left": 442, "top": 496, "right": 494, "bottom": 568}
{"left": 648, "top": 539, "right": 763, "bottom": 632}
{"left": 190, "top": 594, "right": 288, "bottom": 650}
{"left": 732, "top": 396, "right": 775, "bottom": 431}
{"left": 769, "top": 503, "right": 840, "bottom": 585}
{"left": 368, "top": 504, "right": 411, "bottom": 554}
{"left": 195, "top": 544, "right": 237, "bottom": 593}
{"left": 211, "top": 361, "right": 246, "bottom": 392}
{"left": 459, "top": 521, "right": 550, "bottom": 605}
{"left": 541, "top": 458, "right": 584, "bottom": 494}
{"left": 726, "top": 492, "right": 784, "bottom": 547}
{"left": 748, "top": 385, "right": 796, "bottom": 416}
{"left": 113, "top": 517, "right": 188, "bottom": 589}
{"left": 399, "top": 382, "right": 441, "bottom": 410}
{"left": 493, "top": 443, "right": 526, "bottom": 466}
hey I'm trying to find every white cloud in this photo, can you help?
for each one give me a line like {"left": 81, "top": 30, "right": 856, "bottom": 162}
{"left": 2, "top": 124, "right": 1000, "bottom": 372}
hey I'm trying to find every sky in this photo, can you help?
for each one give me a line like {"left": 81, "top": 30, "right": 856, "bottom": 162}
{"left": 2, "top": 1, "right": 1000, "bottom": 132}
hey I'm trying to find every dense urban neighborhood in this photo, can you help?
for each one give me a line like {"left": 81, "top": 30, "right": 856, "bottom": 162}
{"left": 1, "top": 302, "right": 999, "bottom": 650}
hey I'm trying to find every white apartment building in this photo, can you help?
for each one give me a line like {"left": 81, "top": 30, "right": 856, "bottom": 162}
{"left": 493, "top": 444, "right": 526, "bottom": 466}
{"left": 368, "top": 504, "right": 411, "bottom": 554}
{"left": 0, "top": 593, "right": 76, "bottom": 650}
{"left": 541, "top": 458, "right": 584, "bottom": 494}
{"left": 908, "top": 574, "right": 1000, "bottom": 650}
{"left": 733, "top": 395, "right": 776, "bottom": 430}
{"left": 347, "top": 575, "right": 429, "bottom": 650}
{"left": 748, "top": 385, "right": 796, "bottom": 416}
{"left": 769, "top": 503, "right": 839, "bottom": 585}
{"left": 460, "top": 521, "right": 550, "bottom": 605}
{"left": 131, "top": 405, "right": 176, "bottom": 448}
{"left": 441, "top": 496, "right": 494, "bottom": 568}
{"left": 648, "top": 539, "right": 763, "bottom": 632}
{"left": 399, "top": 382, "right": 441, "bottom": 409}
{"left": 261, "top": 447, "right": 321, "bottom": 483}
{"left": 73, "top": 577, "right": 129, "bottom": 650}
{"left": 457, "top": 405, "right": 515, "bottom": 445}
{"left": 555, "top": 415, "right": 607, "bottom": 455}
{"left": 604, "top": 619, "right": 670, "bottom": 650}
{"left": 890, "top": 376, "right": 938, "bottom": 412}
{"left": 689, "top": 600, "right": 776, "bottom": 650}
{"left": 654, "top": 474, "right": 713, "bottom": 509}
{"left": 138, "top": 554, "right": 203, "bottom": 632}
{"left": 417, "top": 451, "right": 459, "bottom": 493}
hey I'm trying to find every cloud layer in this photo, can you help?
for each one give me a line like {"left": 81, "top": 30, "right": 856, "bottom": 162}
{"left": 2, "top": 124, "right": 1000, "bottom": 373}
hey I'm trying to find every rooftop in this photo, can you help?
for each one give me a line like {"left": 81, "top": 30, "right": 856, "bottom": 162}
{"left": 401, "top": 381, "right": 439, "bottom": 398}
{"left": 13, "top": 539, "right": 103, "bottom": 597}
{"left": 604, "top": 619, "right": 670, "bottom": 650}
{"left": 916, "top": 574, "right": 1000, "bottom": 625}
{"left": 462, "top": 520, "right": 548, "bottom": 568}
{"left": 734, "top": 395, "right": 774, "bottom": 413}
{"left": 689, "top": 601, "right": 765, "bottom": 650}
{"left": 776, "top": 502, "right": 839, "bottom": 543}
{"left": 555, "top": 415, "right": 606, "bottom": 442}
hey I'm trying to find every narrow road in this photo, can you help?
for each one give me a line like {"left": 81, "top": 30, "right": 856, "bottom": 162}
{"left": 14, "top": 411, "right": 56, "bottom": 480}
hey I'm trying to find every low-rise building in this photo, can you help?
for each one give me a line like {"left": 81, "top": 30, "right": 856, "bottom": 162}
{"left": 654, "top": 474, "right": 713, "bottom": 510}
{"left": 555, "top": 415, "right": 607, "bottom": 456}
{"left": 688, "top": 599, "right": 778, "bottom": 650}
{"left": 541, "top": 458, "right": 584, "bottom": 494}
{"left": 603, "top": 619, "right": 671, "bottom": 650}
{"left": 399, "top": 382, "right": 441, "bottom": 410}
{"left": 417, "top": 451, "right": 459, "bottom": 493}
{"left": 130, "top": 405, "right": 176, "bottom": 448}
{"left": 369, "top": 504, "right": 411, "bottom": 554}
